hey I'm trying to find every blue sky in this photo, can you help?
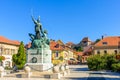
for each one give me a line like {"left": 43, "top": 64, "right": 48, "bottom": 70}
{"left": 0, "top": 0, "right": 120, "bottom": 44}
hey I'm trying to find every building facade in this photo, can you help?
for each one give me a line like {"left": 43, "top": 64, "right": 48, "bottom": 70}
{"left": 94, "top": 36, "right": 120, "bottom": 55}
{"left": 50, "top": 40, "right": 74, "bottom": 65}
{"left": 0, "top": 36, "right": 20, "bottom": 68}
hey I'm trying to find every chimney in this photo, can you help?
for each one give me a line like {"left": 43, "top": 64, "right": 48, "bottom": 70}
{"left": 102, "top": 35, "right": 104, "bottom": 39}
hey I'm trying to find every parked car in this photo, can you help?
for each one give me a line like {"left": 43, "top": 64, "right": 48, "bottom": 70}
{"left": 68, "top": 58, "right": 78, "bottom": 65}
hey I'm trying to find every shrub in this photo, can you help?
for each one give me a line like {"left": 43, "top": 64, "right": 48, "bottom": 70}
{"left": 87, "top": 54, "right": 118, "bottom": 71}
{"left": 5, "top": 66, "right": 12, "bottom": 70}
{"left": 59, "top": 56, "right": 64, "bottom": 61}
{"left": 112, "top": 63, "right": 120, "bottom": 72}
{"left": 105, "top": 54, "right": 118, "bottom": 70}
{"left": 87, "top": 54, "right": 106, "bottom": 70}
{"left": 12, "top": 41, "right": 26, "bottom": 69}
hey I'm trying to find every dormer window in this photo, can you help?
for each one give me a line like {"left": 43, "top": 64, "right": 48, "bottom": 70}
{"left": 55, "top": 44, "right": 59, "bottom": 48}
{"left": 102, "top": 42, "right": 107, "bottom": 45}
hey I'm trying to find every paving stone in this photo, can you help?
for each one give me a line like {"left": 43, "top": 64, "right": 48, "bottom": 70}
{"left": 0, "top": 65, "right": 120, "bottom": 80}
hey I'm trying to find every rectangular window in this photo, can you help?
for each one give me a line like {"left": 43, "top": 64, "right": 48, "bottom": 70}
{"left": 55, "top": 51, "right": 59, "bottom": 59}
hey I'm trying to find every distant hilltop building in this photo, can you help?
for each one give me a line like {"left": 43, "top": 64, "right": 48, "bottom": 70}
{"left": 80, "top": 37, "right": 92, "bottom": 48}
{"left": 72, "top": 37, "right": 93, "bottom": 51}
{"left": 0, "top": 36, "right": 20, "bottom": 68}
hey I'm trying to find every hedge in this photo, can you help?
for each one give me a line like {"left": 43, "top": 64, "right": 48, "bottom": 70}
{"left": 87, "top": 54, "right": 119, "bottom": 71}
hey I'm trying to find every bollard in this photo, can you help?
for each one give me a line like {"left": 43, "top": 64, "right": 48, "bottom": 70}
{"left": 52, "top": 65, "right": 59, "bottom": 73}
{"left": 52, "top": 65, "right": 61, "bottom": 79}
{"left": 24, "top": 66, "right": 32, "bottom": 78}
{"left": 60, "top": 65, "right": 65, "bottom": 77}
{"left": 65, "top": 64, "right": 70, "bottom": 75}
{"left": 0, "top": 66, "right": 4, "bottom": 78}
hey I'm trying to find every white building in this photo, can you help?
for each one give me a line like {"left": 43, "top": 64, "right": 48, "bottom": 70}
{"left": 0, "top": 36, "right": 20, "bottom": 68}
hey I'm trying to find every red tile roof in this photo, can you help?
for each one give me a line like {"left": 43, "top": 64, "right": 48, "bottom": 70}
{"left": 95, "top": 36, "right": 120, "bottom": 46}
{"left": 83, "top": 45, "right": 93, "bottom": 53}
{"left": 0, "top": 36, "right": 20, "bottom": 46}
{"left": 50, "top": 40, "right": 64, "bottom": 51}
{"left": 25, "top": 42, "right": 31, "bottom": 49}
{"left": 66, "top": 42, "right": 74, "bottom": 47}
{"left": 77, "top": 52, "right": 83, "bottom": 56}
{"left": 25, "top": 40, "right": 65, "bottom": 50}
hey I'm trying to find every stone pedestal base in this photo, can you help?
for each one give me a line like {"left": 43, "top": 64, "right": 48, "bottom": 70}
{"left": 21, "top": 72, "right": 32, "bottom": 78}
{"left": 52, "top": 73, "right": 61, "bottom": 79}
{"left": 26, "top": 63, "right": 53, "bottom": 71}
{"left": 66, "top": 69, "right": 70, "bottom": 74}
{"left": 0, "top": 72, "right": 5, "bottom": 78}
{"left": 63, "top": 71, "right": 67, "bottom": 76}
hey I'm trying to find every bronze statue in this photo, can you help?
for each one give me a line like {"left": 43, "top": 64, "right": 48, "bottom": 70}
{"left": 29, "top": 16, "right": 50, "bottom": 49}
{"left": 31, "top": 16, "right": 42, "bottom": 39}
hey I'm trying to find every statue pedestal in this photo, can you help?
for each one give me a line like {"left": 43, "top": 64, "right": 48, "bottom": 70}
{"left": 26, "top": 63, "right": 53, "bottom": 71}
{"left": 26, "top": 48, "right": 53, "bottom": 71}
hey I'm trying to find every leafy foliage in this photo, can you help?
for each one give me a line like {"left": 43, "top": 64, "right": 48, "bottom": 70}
{"left": 105, "top": 54, "right": 118, "bottom": 70}
{"left": 12, "top": 41, "right": 26, "bottom": 69}
{"left": 87, "top": 54, "right": 106, "bottom": 70}
{"left": 0, "top": 56, "right": 5, "bottom": 61}
{"left": 111, "top": 63, "right": 120, "bottom": 72}
{"left": 94, "top": 39, "right": 101, "bottom": 44}
{"left": 59, "top": 56, "right": 64, "bottom": 61}
{"left": 87, "top": 54, "right": 118, "bottom": 71}
{"left": 73, "top": 46, "right": 83, "bottom": 51}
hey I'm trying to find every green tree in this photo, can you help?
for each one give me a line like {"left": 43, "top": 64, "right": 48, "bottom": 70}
{"left": 12, "top": 41, "right": 26, "bottom": 69}
{"left": 74, "top": 46, "right": 83, "bottom": 52}
{"left": 0, "top": 56, "right": 3, "bottom": 66}
{"left": 95, "top": 39, "right": 101, "bottom": 44}
{"left": 77, "top": 46, "right": 83, "bottom": 51}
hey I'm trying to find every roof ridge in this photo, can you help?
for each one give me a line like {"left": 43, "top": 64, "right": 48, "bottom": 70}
{"left": 0, "top": 36, "right": 20, "bottom": 45}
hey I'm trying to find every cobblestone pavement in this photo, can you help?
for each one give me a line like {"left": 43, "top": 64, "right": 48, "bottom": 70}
{"left": 61, "top": 65, "right": 89, "bottom": 80}
{"left": 0, "top": 65, "right": 120, "bottom": 80}
{"left": 62, "top": 65, "right": 120, "bottom": 80}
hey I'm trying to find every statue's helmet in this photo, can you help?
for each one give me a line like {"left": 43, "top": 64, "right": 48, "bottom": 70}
{"left": 37, "top": 16, "right": 40, "bottom": 22}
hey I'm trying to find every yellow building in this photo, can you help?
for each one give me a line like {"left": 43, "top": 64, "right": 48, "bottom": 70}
{"left": 0, "top": 36, "right": 20, "bottom": 68}
{"left": 50, "top": 40, "right": 74, "bottom": 65}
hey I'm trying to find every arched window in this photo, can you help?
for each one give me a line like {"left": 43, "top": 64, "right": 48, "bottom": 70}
{"left": 114, "top": 50, "right": 117, "bottom": 54}
{"left": 97, "top": 50, "right": 100, "bottom": 54}
{"left": 104, "top": 50, "right": 107, "bottom": 54}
